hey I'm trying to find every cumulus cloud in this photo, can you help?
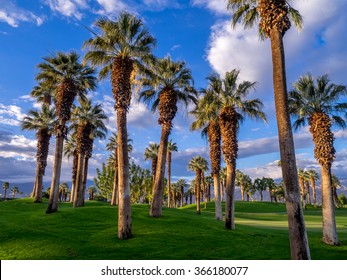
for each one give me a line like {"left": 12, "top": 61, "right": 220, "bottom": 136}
{"left": 191, "top": 0, "right": 229, "bottom": 15}
{"left": 44, "top": 0, "right": 88, "bottom": 20}
{"left": 205, "top": 0, "right": 347, "bottom": 94}
{"left": 0, "top": 1, "right": 44, "bottom": 27}
{"left": 0, "top": 103, "right": 26, "bottom": 127}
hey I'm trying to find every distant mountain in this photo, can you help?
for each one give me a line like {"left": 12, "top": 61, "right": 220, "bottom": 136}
{"left": 0, "top": 180, "right": 94, "bottom": 198}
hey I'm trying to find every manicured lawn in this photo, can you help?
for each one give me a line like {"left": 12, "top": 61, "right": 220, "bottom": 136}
{"left": 0, "top": 198, "right": 346, "bottom": 259}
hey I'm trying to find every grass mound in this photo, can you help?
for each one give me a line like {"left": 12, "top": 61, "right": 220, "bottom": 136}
{"left": 0, "top": 198, "right": 346, "bottom": 259}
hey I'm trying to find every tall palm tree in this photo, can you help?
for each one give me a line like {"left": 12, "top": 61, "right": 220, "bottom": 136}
{"left": 107, "top": 133, "right": 133, "bottom": 206}
{"left": 37, "top": 51, "right": 97, "bottom": 214}
{"left": 2, "top": 182, "right": 9, "bottom": 199}
{"left": 289, "top": 73, "right": 347, "bottom": 245}
{"left": 228, "top": 0, "right": 310, "bottom": 259}
{"left": 31, "top": 81, "right": 54, "bottom": 109}
{"left": 191, "top": 89, "right": 223, "bottom": 220}
{"left": 167, "top": 140, "right": 178, "bottom": 208}
{"left": 306, "top": 169, "right": 319, "bottom": 207}
{"left": 139, "top": 56, "right": 197, "bottom": 217}
{"left": 220, "top": 167, "right": 227, "bottom": 202}
{"left": 235, "top": 170, "right": 249, "bottom": 202}
{"left": 64, "top": 134, "right": 78, "bottom": 203}
{"left": 303, "top": 170, "right": 311, "bottom": 205}
{"left": 188, "top": 156, "right": 208, "bottom": 214}
{"left": 144, "top": 143, "right": 159, "bottom": 183}
{"left": 208, "top": 70, "right": 266, "bottom": 230}
{"left": 58, "top": 182, "right": 69, "bottom": 202}
{"left": 87, "top": 186, "right": 97, "bottom": 201}
{"left": 83, "top": 13, "right": 156, "bottom": 239}
{"left": 21, "top": 106, "right": 56, "bottom": 203}
{"left": 71, "top": 98, "right": 107, "bottom": 207}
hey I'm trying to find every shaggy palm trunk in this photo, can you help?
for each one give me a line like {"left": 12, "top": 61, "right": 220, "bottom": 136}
{"left": 269, "top": 29, "right": 310, "bottom": 259}
{"left": 220, "top": 106, "right": 238, "bottom": 230}
{"left": 112, "top": 56, "right": 133, "bottom": 239}
{"left": 111, "top": 153, "right": 118, "bottom": 206}
{"left": 167, "top": 152, "right": 172, "bottom": 208}
{"left": 150, "top": 89, "right": 177, "bottom": 217}
{"left": 309, "top": 112, "right": 338, "bottom": 245}
{"left": 34, "top": 129, "right": 50, "bottom": 203}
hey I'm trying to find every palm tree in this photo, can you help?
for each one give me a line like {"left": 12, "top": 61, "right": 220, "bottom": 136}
{"left": 220, "top": 167, "right": 227, "bottom": 202}
{"left": 64, "top": 135, "right": 78, "bottom": 203}
{"left": 144, "top": 143, "right": 160, "bottom": 183}
{"left": 191, "top": 89, "right": 223, "bottom": 220}
{"left": 297, "top": 169, "right": 307, "bottom": 209}
{"left": 331, "top": 174, "right": 342, "bottom": 209}
{"left": 107, "top": 133, "right": 133, "bottom": 206}
{"left": 167, "top": 140, "right": 178, "bottom": 208}
{"left": 11, "top": 186, "right": 19, "bottom": 199}
{"left": 36, "top": 51, "right": 97, "bottom": 214}
{"left": 139, "top": 56, "right": 197, "bottom": 217}
{"left": 87, "top": 186, "right": 97, "bottom": 201}
{"left": 31, "top": 81, "right": 54, "bottom": 109}
{"left": 235, "top": 170, "right": 248, "bottom": 202}
{"left": 306, "top": 169, "right": 319, "bottom": 207}
{"left": 58, "top": 182, "right": 69, "bottom": 202}
{"left": 304, "top": 170, "right": 311, "bottom": 205}
{"left": 289, "top": 73, "right": 347, "bottom": 245}
{"left": 71, "top": 98, "right": 107, "bottom": 207}
{"left": 176, "top": 179, "right": 187, "bottom": 207}
{"left": 2, "top": 182, "right": 9, "bottom": 199}
{"left": 188, "top": 156, "right": 208, "bottom": 214}
{"left": 208, "top": 70, "right": 266, "bottom": 230}
{"left": 21, "top": 106, "right": 56, "bottom": 203}
{"left": 228, "top": 0, "right": 310, "bottom": 259}
{"left": 83, "top": 13, "right": 156, "bottom": 239}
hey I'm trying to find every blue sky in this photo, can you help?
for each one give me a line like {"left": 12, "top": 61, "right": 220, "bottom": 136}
{"left": 0, "top": 0, "right": 346, "bottom": 188}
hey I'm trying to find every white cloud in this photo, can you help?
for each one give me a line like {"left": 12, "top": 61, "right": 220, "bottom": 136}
{"left": 0, "top": 103, "right": 26, "bottom": 127}
{"left": 0, "top": 3, "right": 44, "bottom": 27}
{"left": 206, "top": 0, "right": 347, "bottom": 93}
{"left": 95, "top": 0, "right": 132, "bottom": 15}
{"left": 191, "top": 0, "right": 229, "bottom": 15}
{"left": 45, "top": 0, "right": 88, "bottom": 20}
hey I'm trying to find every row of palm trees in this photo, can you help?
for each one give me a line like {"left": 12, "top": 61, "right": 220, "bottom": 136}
{"left": 18, "top": 1, "right": 346, "bottom": 260}
{"left": 1, "top": 182, "right": 21, "bottom": 199}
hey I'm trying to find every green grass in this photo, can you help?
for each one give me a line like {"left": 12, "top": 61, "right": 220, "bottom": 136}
{"left": 0, "top": 198, "right": 346, "bottom": 260}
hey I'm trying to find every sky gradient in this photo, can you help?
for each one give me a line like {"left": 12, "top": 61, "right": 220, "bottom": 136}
{"left": 0, "top": 0, "right": 346, "bottom": 191}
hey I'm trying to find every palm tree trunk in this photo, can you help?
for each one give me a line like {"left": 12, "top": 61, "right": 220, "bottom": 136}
{"left": 270, "top": 29, "right": 310, "bottom": 259}
{"left": 213, "top": 174, "right": 222, "bottom": 220}
{"left": 150, "top": 127, "right": 170, "bottom": 217}
{"left": 241, "top": 186, "right": 245, "bottom": 201}
{"left": 321, "top": 165, "right": 338, "bottom": 245}
{"left": 73, "top": 152, "right": 85, "bottom": 207}
{"left": 196, "top": 170, "right": 201, "bottom": 214}
{"left": 167, "top": 152, "right": 171, "bottom": 208}
{"left": 117, "top": 108, "right": 132, "bottom": 239}
{"left": 305, "top": 181, "right": 311, "bottom": 205}
{"left": 111, "top": 153, "right": 118, "bottom": 206}
{"left": 260, "top": 191, "right": 263, "bottom": 202}
{"left": 70, "top": 153, "right": 78, "bottom": 203}
{"left": 225, "top": 162, "right": 236, "bottom": 229}
{"left": 82, "top": 156, "right": 89, "bottom": 205}
{"left": 34, "top": 166, "right": 43, "bottom": 203}
{"left": 46, "top": 125, "right": 66, "bottom": 214}
{"left": 310, "top": 178, "right": 317, "bottom": 207}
